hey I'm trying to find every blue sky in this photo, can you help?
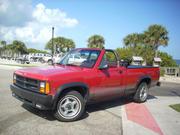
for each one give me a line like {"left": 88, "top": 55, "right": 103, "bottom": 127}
{"left": 0, "top": 0, "right": 180, "bottom": 59}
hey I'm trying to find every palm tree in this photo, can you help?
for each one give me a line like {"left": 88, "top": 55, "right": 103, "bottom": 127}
{"left": 0, "top": 41, "right": 7, "bottom": 56}
{"left": 87, "top": 35, "right": 105, "bottom": 49}
{"left": 65, "top": 39, "right": 75, "bottom": 52}
{"left": 144, "top": 24, "right": 169, "bottom": 57}
{"left": 123, "top": 33, "right": 142, "bottom": 55}
{"left": 46, "top": 37, "right": 76, "bottom": 53}
{"left": 0, "top": 40, "right": 6, "bottom": 48}
{"left": 12, "top": 40, "right": 27, "bottom": 54}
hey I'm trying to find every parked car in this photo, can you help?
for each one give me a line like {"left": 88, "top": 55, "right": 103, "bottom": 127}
{"left": 29, "top": 53, "right": 51, "bottom": 63}
{"left": 68, "top": 54, "right": 86, "bottom": 65}
{"left": 43, "top": 53, "right": 64, "bottom": 65}
{"left": 10, "top": 48, "right": 160, "bottom": 122}
{"left": 16, "top": 55, "right": 30, "bottom": 64}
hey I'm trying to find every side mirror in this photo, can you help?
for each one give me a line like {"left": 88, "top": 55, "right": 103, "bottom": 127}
{"left": 98, "top": 61, "right": 109, "bottom": 70}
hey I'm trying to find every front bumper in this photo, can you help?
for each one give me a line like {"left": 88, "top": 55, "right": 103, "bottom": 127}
{"left": 10, "top": 84, "right": 53, "bottom": 110}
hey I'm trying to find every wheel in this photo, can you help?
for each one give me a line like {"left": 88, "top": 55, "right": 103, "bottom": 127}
{"left": 133, "top": 82, "right": 148, "bottom": 103}
{"left": 48, "top": 60, "right": 53, "bottom": 65}
{"left": 54, "top": 91, "right": 85, "bottom": 122}
{"left": 39, "top": 58, "right": 45, "bottom": 63}
{"left": 26, "top": 61, "right": 30, "bottom": 64}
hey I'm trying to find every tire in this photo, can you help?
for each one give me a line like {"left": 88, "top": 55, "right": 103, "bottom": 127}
{"left": 54, "top": 91, "right": 85, "bottom": 122}
{"left": 39, "top": 58, "right": 45, "bottom": 63}
{"left": 48, "top": 60, "right": 53, "bottom": 65}
{"left": 133, "top": 82, "right": 149, "bottom": 103}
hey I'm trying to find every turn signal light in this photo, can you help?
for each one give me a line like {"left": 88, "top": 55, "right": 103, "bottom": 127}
{"left": 45, "top": 82, "right": 50, "bottom": 94}
{"left": 39, "top": 81, "right": 50, "bottom": 94}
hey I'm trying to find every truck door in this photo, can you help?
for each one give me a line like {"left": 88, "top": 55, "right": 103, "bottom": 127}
{"left": 95, "top": 50, "right": 125, "bottom": 100}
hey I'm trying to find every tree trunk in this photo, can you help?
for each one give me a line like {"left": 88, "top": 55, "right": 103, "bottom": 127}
{"left": 133, "top": 44, "right": 137, "bottom": 56}
{"left": 154, "top": 45, "right": 158, "bottom": 58}
{"left": 155, "top": 50, "right": 158, "bottom": 58}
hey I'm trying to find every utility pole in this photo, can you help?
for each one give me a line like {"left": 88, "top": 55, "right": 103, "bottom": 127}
{"left": 51, "top": 27, "right": 55, "bottom": 56}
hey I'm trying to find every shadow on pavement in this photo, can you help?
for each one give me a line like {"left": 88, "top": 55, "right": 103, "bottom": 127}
{"left": 171, "top": 91, "right": 180, "bottom": 97}
{"left": 22, "top": 104, "right": 56, "bottom": 121}
{"left": 22, "top": 94, "right": 157, "bottom": 121}
{"left": 147, "top": 94, "right": 158, "bottom": 100}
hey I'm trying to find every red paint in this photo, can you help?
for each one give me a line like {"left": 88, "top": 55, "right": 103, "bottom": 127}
{"left": 125, "top": 103, "right": 163, "bottom": 135}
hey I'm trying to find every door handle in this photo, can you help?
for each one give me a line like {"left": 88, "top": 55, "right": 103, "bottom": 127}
{"left": 119, "top": 70, "right": 123, "bottom": 74}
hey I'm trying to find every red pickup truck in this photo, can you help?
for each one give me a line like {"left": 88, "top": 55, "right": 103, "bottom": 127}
{"left": 10, "top": 48, "right": 160, "bottom": 122}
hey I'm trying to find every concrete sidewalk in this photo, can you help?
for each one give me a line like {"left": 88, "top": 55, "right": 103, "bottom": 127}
{"left": 122, "top": 96, "right": 180, "bottom": 135}
{"left": 160, "top": 75, "right": 180, "bottom": 84}
{"left": 0, "top": 65, "right": 22, "bottom": 70}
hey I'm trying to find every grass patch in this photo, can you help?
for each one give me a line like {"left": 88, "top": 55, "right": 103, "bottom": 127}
{"left": 169, "top": 104, "right": 180, "bottom": 112}
{"left": 0, "top": 63, "right": 38, "bottom": 67}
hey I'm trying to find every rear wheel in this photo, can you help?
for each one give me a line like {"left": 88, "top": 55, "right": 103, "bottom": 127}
{"left": 133, "top": 82, "right": 148, "bottom": 103}
{"left": 54, "top": 91, "right": 85, "bottom": 122}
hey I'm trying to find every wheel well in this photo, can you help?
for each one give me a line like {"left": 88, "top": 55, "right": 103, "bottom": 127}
{"left": 139, "top": 78, "right": 151, "bottom": 87}
{"left": 48, "top": 59, "right": 52, "bottom": 62}
{"left": 60, "top": 86, "right": 88, "bottom": 99}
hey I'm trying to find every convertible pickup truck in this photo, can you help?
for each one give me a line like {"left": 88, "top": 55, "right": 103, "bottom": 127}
{"left": 10, "top": 48, "right": 160, "bottom": 122}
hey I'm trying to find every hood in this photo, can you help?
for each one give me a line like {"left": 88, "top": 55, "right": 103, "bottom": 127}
{"left": 15, "top": 65, "right": 83, "bottom": 80}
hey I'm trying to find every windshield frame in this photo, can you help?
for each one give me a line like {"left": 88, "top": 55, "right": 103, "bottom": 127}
{"left": 58, "top": 49, "right": 101, "bottom": 68}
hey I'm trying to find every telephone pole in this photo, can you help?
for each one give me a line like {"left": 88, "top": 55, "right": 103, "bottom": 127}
{"left": 51, "top": 27, "right": 55, "bottom": 56}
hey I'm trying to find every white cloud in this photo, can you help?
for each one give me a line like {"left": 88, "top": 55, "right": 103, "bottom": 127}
{"left": 32, "top": 3, "right": 78, "bottom": 28}
{"left": 0, "top": 1, "right": 78, "bottom": 49}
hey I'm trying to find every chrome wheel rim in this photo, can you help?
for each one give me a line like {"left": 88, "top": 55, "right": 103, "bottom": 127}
{"left": 140, "top": 84, "right": 148, "bottom": 101}
{"left": 58, "top": 95, "right": 81, "bottom": 119}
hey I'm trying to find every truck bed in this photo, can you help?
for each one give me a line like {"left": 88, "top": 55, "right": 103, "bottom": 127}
{"left": 127, "top": 65, "right": 159, "bottom": 69}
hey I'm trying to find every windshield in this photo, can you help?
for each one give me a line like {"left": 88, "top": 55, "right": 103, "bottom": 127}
{"left": 59, "top": 49, "right": 100, "bottom": 68}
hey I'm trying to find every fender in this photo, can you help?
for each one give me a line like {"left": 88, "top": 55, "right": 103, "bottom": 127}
{"left": 52, "top": 82, "right": 89, "bottom": 110}
{"left": 136, "top": 75, "right": 151, "bottom": 89}
{"left": 125, "top": 75, "right": 152, "bottom": 96}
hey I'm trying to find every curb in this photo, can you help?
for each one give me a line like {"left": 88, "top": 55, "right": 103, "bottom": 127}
{"left": 0, "top": 65, "right": 23, "bottom": 70}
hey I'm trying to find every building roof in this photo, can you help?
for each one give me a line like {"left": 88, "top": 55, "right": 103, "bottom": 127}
{"left": 154, "top": 57, "right": 162, "bottom": 62}
{"left": 132, "top": 56, "right": 143, "bottom": 61}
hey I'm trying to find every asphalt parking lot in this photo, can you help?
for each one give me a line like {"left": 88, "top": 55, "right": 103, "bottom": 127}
{"left": 0, "top": 68, "right": 180, "bottom": 135}
{"left": 0, "top": 69, "right": 123, "bottom": 135}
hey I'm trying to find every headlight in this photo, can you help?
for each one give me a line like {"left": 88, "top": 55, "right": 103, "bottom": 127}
{"left": 40, "top": 82, "right": 45, "bottom": 88}
{"left": 39, "top": 81, "right": 50, "bottom": 94}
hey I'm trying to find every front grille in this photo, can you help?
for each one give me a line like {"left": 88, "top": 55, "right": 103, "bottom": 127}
{"left": 15, "top": 75, "right": 39, "bottom": 92}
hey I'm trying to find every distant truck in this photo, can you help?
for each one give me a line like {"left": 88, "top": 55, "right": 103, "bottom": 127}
{"left": 28, "top": 53, "right": 51, "bottom": 63}
{"left": 43, "top": 53, "right": 64, "bottom": 65}
{"left": 10, "top": 48, "right": 160, "bottom": 122}
{"left": 16, "top": 55, "right": 30, "bottom": 64}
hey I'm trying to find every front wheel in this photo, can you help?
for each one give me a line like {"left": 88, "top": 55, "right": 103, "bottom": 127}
{"left": 54, "top": 91, "right": 85, "bottom": 122}
{"left": 133, "top": 82, "right": 149, "bottom": 103}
